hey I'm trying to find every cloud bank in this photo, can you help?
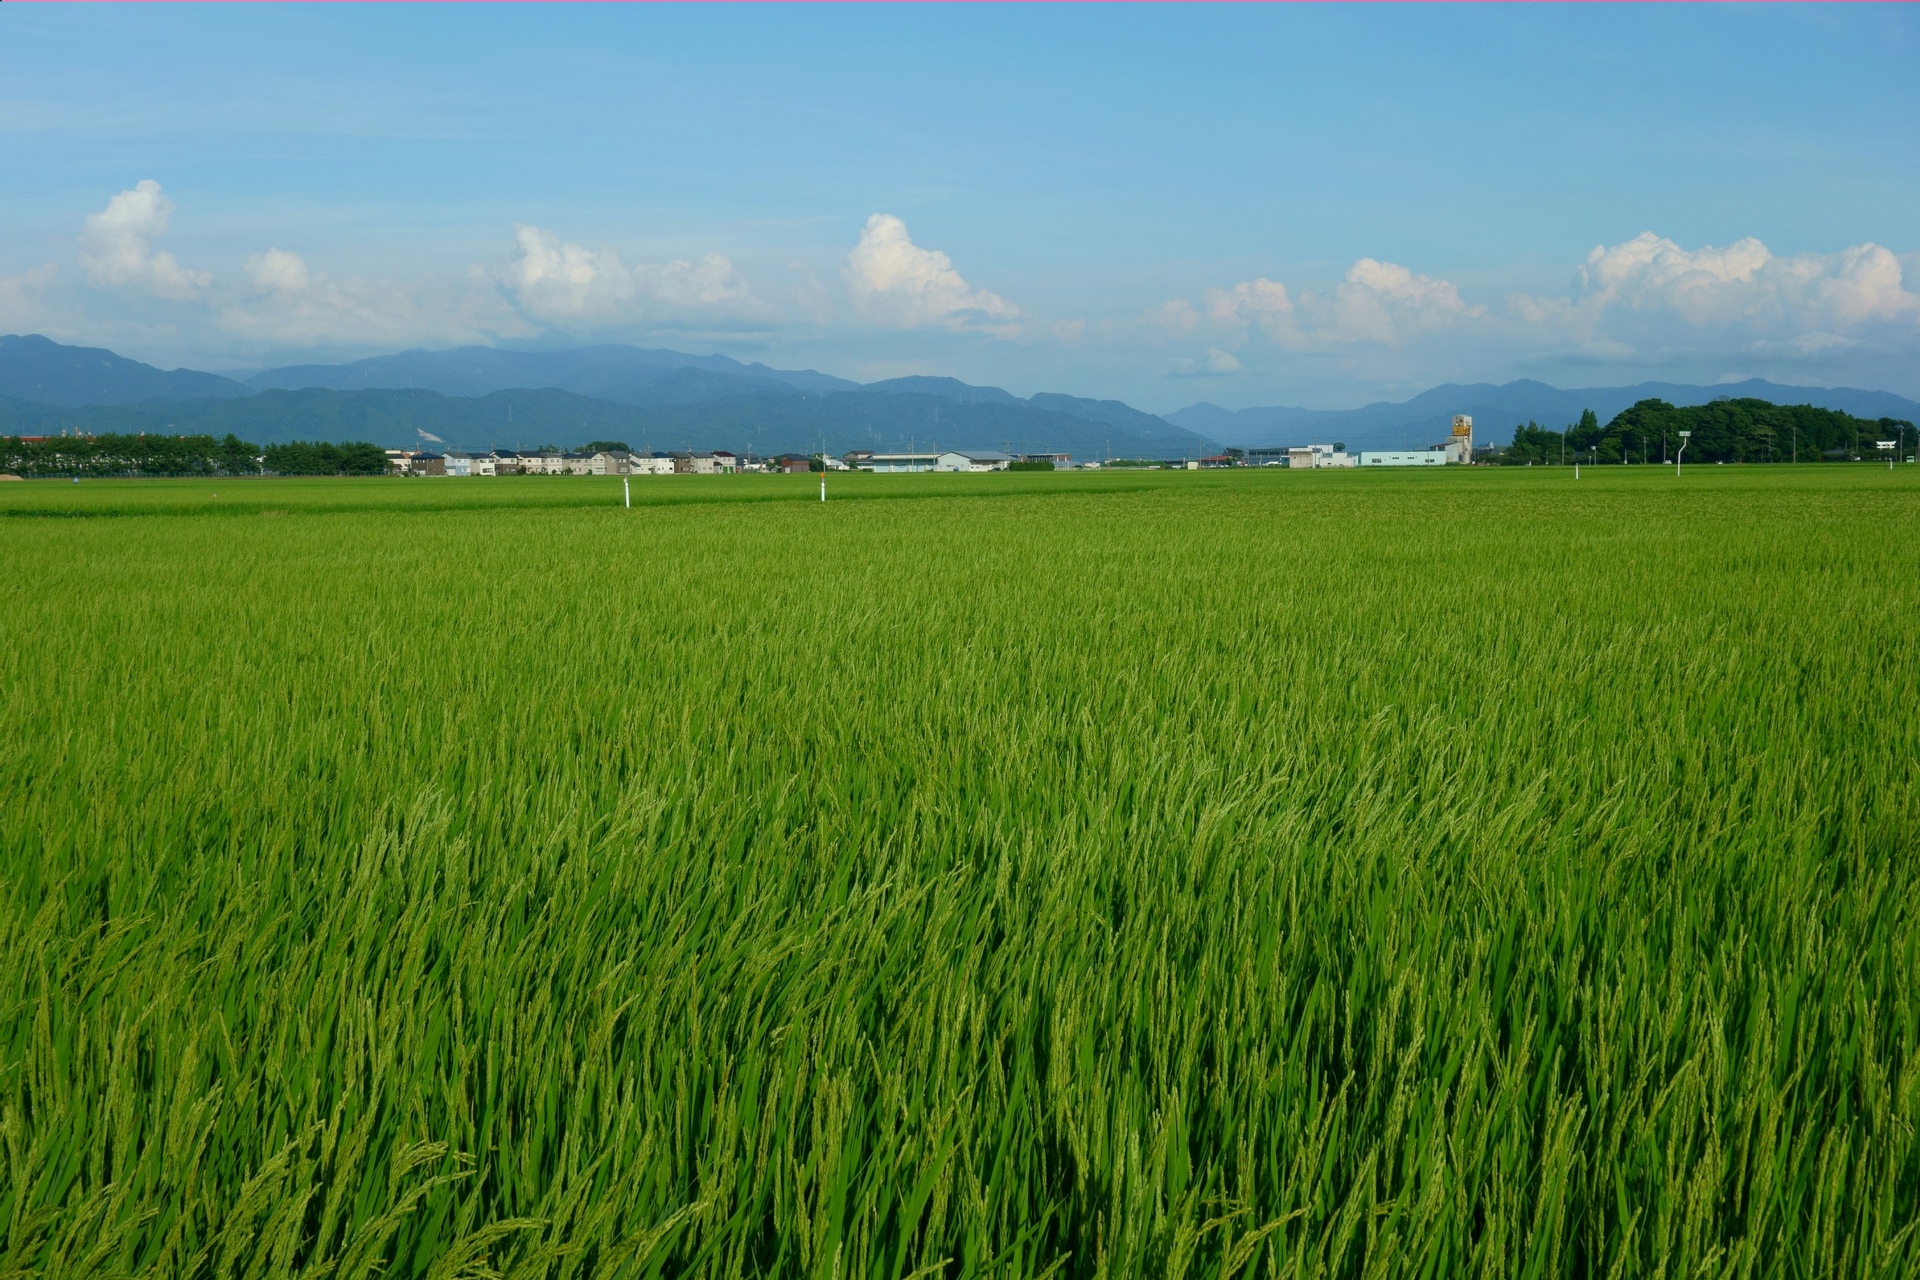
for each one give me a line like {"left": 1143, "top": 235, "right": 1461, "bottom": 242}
{"left": 1158, "top": 232, "right": 1920, "bottom": 388}
{"left": 10, "top": 180, "right": 1918, "bottom": 400}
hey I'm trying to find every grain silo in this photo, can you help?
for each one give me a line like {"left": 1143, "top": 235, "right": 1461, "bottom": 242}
{"left": 1447, "top": 414, "right": 1473, "bottom": 464}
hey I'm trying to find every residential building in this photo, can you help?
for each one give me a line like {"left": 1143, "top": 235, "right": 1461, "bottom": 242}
{"left": 666, "top": 450, "right": 719, "bottom": 474}
{"left": 934, "top": 450, "right": 1012, "bottom": 472}
{"left": 444, "top": 451, "right": 479, "bottom": 477}
{"left": 409, "top": 453, "right": 446, "bottom": 477}
{"left": 587, "top": 451, "right": 633, "bottom": 475}
{"left": 774, "top": 454, "right": 813, "bottom": 474}
{"left": 629, "top": 453, "right": 675, "bottom": 475}
{"left": 711, "top": 450, "right": 739, "bottom": 474}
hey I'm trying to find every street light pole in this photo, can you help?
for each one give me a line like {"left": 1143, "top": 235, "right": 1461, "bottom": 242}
{"left": 1676, "top": 430, "right": 1691, "bottom": 477}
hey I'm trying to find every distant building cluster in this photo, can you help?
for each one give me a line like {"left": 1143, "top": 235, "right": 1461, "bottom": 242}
{"left": 383, "top": 420, "right": 1480, "bottom": 477}
{"left": 387, "top": 447, "right": 1026, "bottom": 476}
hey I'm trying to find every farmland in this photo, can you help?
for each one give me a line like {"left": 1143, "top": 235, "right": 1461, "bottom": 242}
{"left": 2, "top": 466, "right": 1916, "bottom": 1278}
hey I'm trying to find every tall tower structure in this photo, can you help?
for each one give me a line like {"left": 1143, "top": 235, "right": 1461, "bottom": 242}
{"left": 1448, "top": 414, "right": 1473, "bottom": 464}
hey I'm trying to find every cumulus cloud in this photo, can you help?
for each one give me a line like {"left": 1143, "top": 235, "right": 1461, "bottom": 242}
{"left": 844, "top": 214, "right": 1017, "bottom": 333}
{"left": 1165, "top": 234, "right": 1918, "bottom": 385}
{"left": 503, "top": 224, "right": 754, "bottom": 324}
{"left": 1518, "top": 232, "right": 1920, "bottom": 338}
{"left": 79, "top": 180, "right": 211, "bottom": 300}
{"left": 1322, "top": 258, "right": 1482, "bottom": 343}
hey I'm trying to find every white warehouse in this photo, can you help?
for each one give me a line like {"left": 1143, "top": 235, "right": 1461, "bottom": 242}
{"left": 1359, "top": 451, "right": 1447, "bottom": 467}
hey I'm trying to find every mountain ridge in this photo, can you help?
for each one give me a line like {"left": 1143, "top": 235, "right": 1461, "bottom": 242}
{"left": 0, "top": 384, "right": 1212, "bottom": 459}
{"left": 0, "top": 333, "right": 251, "bottom": 406}
{"left": 5, "top": 334, "right": 1915, "bottom": 457}
{"left": 0, "top": 335, "right": 1217, "bottom": 458}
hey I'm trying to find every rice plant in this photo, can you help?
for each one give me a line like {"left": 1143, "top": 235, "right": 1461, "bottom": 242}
{"left": 1, "top": 466, "right": 1915, "bottom": 1278}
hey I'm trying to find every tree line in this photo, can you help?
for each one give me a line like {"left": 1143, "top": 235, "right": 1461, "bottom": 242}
{"left": 1499, "top": 399, "right": 1917, "bottom": 465}
{"left": 0, "top": 434, "right": 387, "bottom": 478}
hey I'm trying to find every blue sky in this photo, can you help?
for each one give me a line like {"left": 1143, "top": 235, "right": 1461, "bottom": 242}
{"left": 3, "top": 3, "right": 1917, "bottom": 410}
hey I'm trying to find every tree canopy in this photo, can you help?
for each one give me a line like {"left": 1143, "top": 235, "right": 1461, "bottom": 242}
{"left": 1498, "top": 399, "right": 1915, "bottom": 464}
{"left": 0, "top": 433, "right": 386, "bottom": 478}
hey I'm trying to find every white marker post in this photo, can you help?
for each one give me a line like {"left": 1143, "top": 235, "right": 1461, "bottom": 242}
{"left": 1676, "top": 430, "right": 1691, "bottom": 477}
{"left": 624, "top": 475, "right": 631, "bottom": 508}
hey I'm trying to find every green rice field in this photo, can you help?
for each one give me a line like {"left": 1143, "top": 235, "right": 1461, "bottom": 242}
{"left": 2, "top": 466, "right": 1916, "bottom": 1278}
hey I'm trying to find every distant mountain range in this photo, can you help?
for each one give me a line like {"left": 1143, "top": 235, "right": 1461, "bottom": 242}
{"left": 242, "top": 343, "right": 862, "bottom": 400}
{"left": 3, "top": 333, "right": 1914, "bottom": 459}
{"left": 1169, "top": 378, "right": 1920, "bottom": 451}
{"left": 0, "top": 335, "right": 1212, "bottom": 458}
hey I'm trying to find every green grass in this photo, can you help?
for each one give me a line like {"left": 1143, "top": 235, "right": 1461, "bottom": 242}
{"left": 1, "top": 467, "right": 1916, "bottom": 1279}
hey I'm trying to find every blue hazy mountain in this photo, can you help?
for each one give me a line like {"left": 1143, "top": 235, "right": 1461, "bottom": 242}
{"left": 7, "top": 335, "right": 1913, "bottom": 457}
{"left": 1171, "top": 378, "right": 1920, "bottom": 450}
{"left": 0, "top": 382, "right": 1215, "bottom": 459}
{"left": 0, "top": 333, "right": 250, "bottom": 406}
{"left": 245, "top": 344, "right": 861, "bottom": 401}
{"left": 0, "top": 336, "right": 1217, "bottom": 458}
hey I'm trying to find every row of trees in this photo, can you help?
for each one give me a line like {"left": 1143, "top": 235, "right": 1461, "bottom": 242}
{"left": 0, "top": 434, "right": 387, "bottom": 478}
{"left": 1499, "top": 400, "right": 1917, "bottom": 465}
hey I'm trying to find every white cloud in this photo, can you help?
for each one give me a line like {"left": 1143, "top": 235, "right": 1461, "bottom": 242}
{"left": 1319, "top": 259, "right": 1481, "bottom": 344}
{"left": 844, "top": 214, "right": 1017, "bottom": 333}
{"left": 502, "top": 224, "right": 753, "bottom": 324}
{"left": 0, "top": 264, "right": 58, "bottom": 329}
{"left": 505, "top": 225, "right": 632, "bottom": 319}
{"left": 78, "top": 181, "right": 211, "bottom": 300}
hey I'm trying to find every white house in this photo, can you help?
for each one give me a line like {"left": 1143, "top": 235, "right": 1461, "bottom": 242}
{"left": 934, "top": 450, "right": 1012, "bottom": 472}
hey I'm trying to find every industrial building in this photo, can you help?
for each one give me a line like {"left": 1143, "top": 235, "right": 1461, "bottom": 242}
{"left": 1360, "top": 451, "right": 1447, "bottom": 467}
